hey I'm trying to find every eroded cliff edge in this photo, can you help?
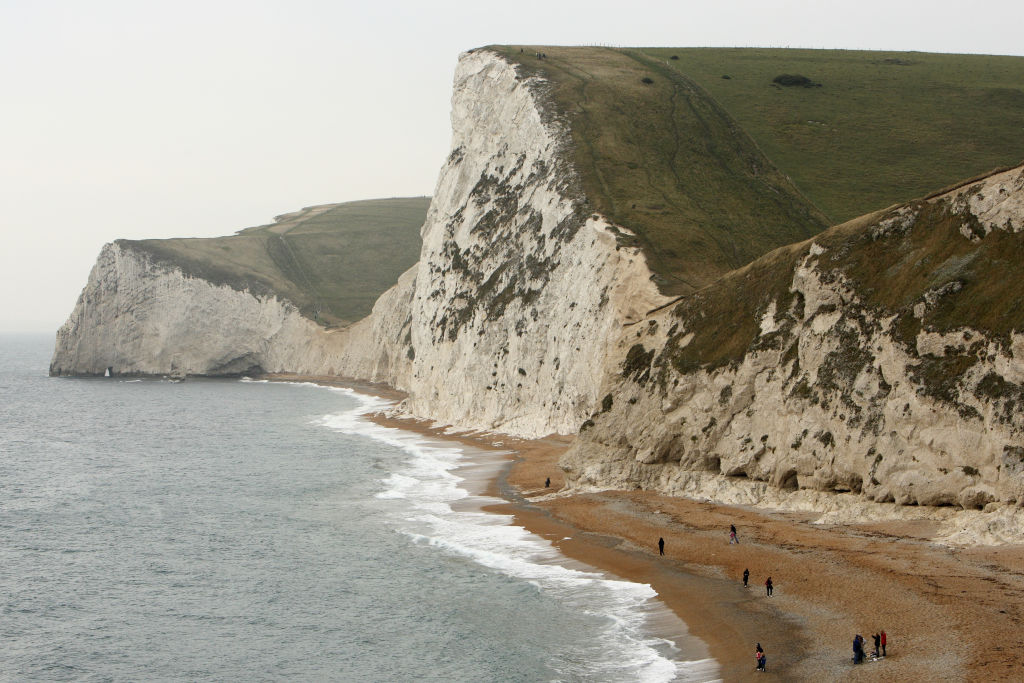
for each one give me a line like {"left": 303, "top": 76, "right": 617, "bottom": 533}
{"left": 564, "top": 166, "right": 1024, "bottom": 542}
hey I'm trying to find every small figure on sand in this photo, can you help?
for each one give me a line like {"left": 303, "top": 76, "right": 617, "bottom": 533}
{"left": 765, "top": 576, "right": 773, "bottom": 596}
{"left": 755, "top": 643, "right": 766, "bottom": 671}
{"left": 658, "top": 537, "right": 665, "bottom": 555}
{"left": 872, "top": 632, "right": 881, "bottom": 658}
{"left": 545, "top": 477, "right": 550, "bottom": 488}
{"left": 743, "top": 568, "right": 749, "bottom": 587}
{"left": 853, "top": 634, "right": 865, "bottom": 664}
{"left": 880, "top": 630, "right": 886, "bottom": 656}
{"left": 730, "top": 524, "right": 739, "bottom": 544}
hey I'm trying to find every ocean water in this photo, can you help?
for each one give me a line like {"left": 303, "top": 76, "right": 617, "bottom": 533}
{"left": 0, "top": 334, "right": 718, "bottom": 682}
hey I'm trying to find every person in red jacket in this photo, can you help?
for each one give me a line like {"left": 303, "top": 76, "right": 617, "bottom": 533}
{"left": 880, "top": 630, "right": 887, "bottom": 656}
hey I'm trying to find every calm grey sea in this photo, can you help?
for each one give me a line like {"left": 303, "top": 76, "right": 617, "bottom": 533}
{"left": 0, "top": 334, "right": 717, "bottom": 682}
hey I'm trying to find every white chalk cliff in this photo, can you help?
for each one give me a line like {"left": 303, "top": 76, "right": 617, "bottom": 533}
{"left": 51, "top": 49, "right": 668, "bottom": 438}
{"left": 52, "top": 49, "right": 1024, "bottom": 540}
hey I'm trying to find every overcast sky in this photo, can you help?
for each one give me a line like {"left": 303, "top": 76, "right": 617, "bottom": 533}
{"left": 2, "top": 0, "right": 1022, "bottom": 333}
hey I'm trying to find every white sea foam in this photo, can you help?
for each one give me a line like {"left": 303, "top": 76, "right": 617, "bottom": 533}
{"left": 315, "top": 387, "right": 721, "bottom": 683}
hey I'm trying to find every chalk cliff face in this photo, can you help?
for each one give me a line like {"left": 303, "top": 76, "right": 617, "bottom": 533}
{"left": 562, "top": 167, "right": 1024, "bottom": 537}
{"left": 50, "top": 241, "right": 417, "bottom": 384}
{"left": 51, "top": 49, "right": 668, "bottom": 437}
{"left": 401, "top": 50, "right": 667, "bottom": 435}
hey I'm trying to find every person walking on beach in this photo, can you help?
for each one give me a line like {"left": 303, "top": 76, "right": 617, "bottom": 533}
{"left": 730, "top": 524, "right": 738, "bottom": 544}
{"left": 872, "top": 633, "right": 881, "bottom": 658}
{"left": 755, "top": 643, "right": 766, "bottom": 671}
{"left": 743, "top": 568, "right": 749, "bottom": 587}
{"left": 658, "top": 537, "right": 665, "bottom": 556}
{"left": 880, "top": 630, "right": 886, "bottom": 656}
{"left": 545, "top": 477, "right": 550, "bottom": 488}
{"left": 765, "top": 576, "right": 773, "bottom": 596}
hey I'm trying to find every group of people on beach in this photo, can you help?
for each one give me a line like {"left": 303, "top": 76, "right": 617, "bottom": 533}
{"left": 740, "top": 567, "right": 773, "bottom": 596}
{"left": 657, "top": 521, "right": 892, "bottom": 672}
{"left": 853, "top": 631, "right": 887, "bottom": 663}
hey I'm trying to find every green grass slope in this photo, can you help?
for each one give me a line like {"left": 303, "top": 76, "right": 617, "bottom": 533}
{"left": 636, "top": 48, "right": 1024, "bottom": 225}
{"left": 123, "top": 197, "right": 429, "bottom": 327}
{"left": 491, "top": 45, "right": 830, "bottom": 295}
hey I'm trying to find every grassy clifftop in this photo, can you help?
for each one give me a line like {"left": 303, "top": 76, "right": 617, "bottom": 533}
{"left": 644, "top": 48, "right": 1024, "bottom": 224}
{"left": 492, "top": 46, "right": 1024, "bottom": 294}
{"left": 491, "top": 45, "right": 830, "bottom": 295}
{"left": 123, "top": 197, "right": 429, "bottom": 327}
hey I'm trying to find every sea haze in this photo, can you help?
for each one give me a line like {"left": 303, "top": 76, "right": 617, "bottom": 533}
{"left": 0, "top": 334, "right": 717, "bottom": 682}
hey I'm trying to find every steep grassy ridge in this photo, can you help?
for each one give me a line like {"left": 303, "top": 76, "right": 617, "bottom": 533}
{"left": 491, "top": 46, "right": 831, "bottom": 295}
{"left": 641, "top": 48, "right": 1024, "bottom": 224}
{"left": 660, "top": 165, "right": 1024, "bottom": 376}
{"left": 124, "top": 197, "right": 429, "bottom": 327}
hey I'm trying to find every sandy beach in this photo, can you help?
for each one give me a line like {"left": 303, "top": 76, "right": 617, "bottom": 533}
{"left": 271, "top": 375, "right": 1024, "bottom": 681}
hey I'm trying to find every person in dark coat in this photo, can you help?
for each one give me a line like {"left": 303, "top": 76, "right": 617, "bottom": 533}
{"left": 743, "top": 568, "right": 749, "bottom": 587}
{"left": 765, "top": 576, "right": 773, "bottom": 596}
{"left": 872, "top": 633, "right": 881, "bottom": 657}
{"left": 658, "top": 537, "right": 665, "bottom": 555}
{"left": 545, "top": 477, "right": 550, "bottom": 488}
{"left": 853, "top": 634, "right": 865, "bottom": 664}
{"left": 755, "top": 643, "right": 765, "bottom": 671}
{"left": 730, "top": 524, "right": 738, "bottom": 544}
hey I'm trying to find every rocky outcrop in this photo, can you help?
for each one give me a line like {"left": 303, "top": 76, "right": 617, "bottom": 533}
{"left": 563, "top": 166, "right": 1024, "bottom": 530}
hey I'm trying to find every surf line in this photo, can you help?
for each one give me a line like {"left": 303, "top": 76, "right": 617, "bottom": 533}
{"left": 305, "top": 383, "right": 721, "bottom": 683}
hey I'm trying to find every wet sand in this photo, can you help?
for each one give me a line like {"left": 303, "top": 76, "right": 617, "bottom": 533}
{"left": 269, "top": 376, "right": 1024, "bottom": 681}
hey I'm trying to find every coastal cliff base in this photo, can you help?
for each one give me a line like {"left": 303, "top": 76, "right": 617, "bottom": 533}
{"left": 367, "top": 406, "right": 1024, "bottom": 682}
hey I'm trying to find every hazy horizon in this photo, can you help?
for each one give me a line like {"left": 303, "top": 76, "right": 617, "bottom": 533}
{"left": 3, "top": 0, "right": 1023, "bottom": 333}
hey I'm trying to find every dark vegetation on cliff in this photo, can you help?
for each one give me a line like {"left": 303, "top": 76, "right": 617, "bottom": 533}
{"left": 123, "top": 197, "right": 429, "bottom": 327}
{"left": 493, "top": 46, "right": 1024, "bottom": 296}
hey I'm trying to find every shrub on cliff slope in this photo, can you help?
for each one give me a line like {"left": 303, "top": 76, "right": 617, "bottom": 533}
{"left": 772, "top": 74, "right": 820, "bottom": 87}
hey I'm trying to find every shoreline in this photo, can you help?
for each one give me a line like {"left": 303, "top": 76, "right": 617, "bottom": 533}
{"left": 433, "top": 430, "right": 717, "bottom": 678}
{"left": 270, "top": 374, "right": 1024, "bottom": 681}
{"left": 365, "top": 413, "right": 767, "bottom": 680}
